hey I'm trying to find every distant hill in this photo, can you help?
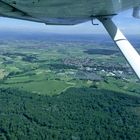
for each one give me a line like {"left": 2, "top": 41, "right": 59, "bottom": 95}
{"left": 0, "top": 30, "right": 139, "bottom": 47}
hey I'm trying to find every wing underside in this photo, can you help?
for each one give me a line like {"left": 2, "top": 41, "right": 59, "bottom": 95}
{"left": 0, "top": 0, "right": 140, "bottom": 25}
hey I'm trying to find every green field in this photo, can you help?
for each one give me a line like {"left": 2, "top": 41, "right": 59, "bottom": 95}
{"left": 0, "top": 40, "right": 139, "bottom": 96}
{"left": 0, "top": 38, "right": 140, "bottom": 139}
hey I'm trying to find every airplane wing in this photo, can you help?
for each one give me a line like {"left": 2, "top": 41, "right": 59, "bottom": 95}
{"left": 0, "top": 0, "right": 140, "bottom": 79}
{"left": 0, "top": 0, "right": 140, "bottom": 25}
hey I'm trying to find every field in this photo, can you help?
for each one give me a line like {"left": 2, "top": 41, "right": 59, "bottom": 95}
{"left": 0, "top": 38, "right": 139, "bottom": 96}
{"left": 0, "top": 34, "right": 140, "bottom": 139}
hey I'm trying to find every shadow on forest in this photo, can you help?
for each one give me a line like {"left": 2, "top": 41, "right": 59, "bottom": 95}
{"left": 0, "top": 87, "right": 140, "bottom": 140}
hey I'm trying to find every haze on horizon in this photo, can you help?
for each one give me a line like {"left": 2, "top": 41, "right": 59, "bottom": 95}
{"left": 0, "top": 9, "right": 139, "bottom": 35}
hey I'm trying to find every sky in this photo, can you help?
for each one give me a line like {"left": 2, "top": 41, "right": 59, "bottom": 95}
{"left": 0, "top": 9, "right": 140, "bottom": 35}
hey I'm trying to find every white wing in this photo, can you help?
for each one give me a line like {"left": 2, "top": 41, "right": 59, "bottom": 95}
{"left": 0, "top": 0, "right": 140, "bottom": 25}
{"left": 0, "top": 0, "right": 140, "bottom": 79}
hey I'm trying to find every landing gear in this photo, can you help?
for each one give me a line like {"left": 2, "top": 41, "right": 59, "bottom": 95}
{"left": 98, "top": 17, "right": 140, "bottom": 79}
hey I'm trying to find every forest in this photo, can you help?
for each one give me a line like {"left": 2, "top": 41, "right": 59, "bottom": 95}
{"left": 0, "top": 87, "right": 140, "bottom": 140}
{"left": 0, "top": 36, "right": 140, "bottom": 140}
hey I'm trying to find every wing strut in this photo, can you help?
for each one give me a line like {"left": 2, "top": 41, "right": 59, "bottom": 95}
{"left": 98, "top": 17, "right": 140, "bottom": 79}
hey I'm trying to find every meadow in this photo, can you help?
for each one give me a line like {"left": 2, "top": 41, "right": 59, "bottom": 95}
{"left": 0, "top": 35, "right": 140, "bottom": 139}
